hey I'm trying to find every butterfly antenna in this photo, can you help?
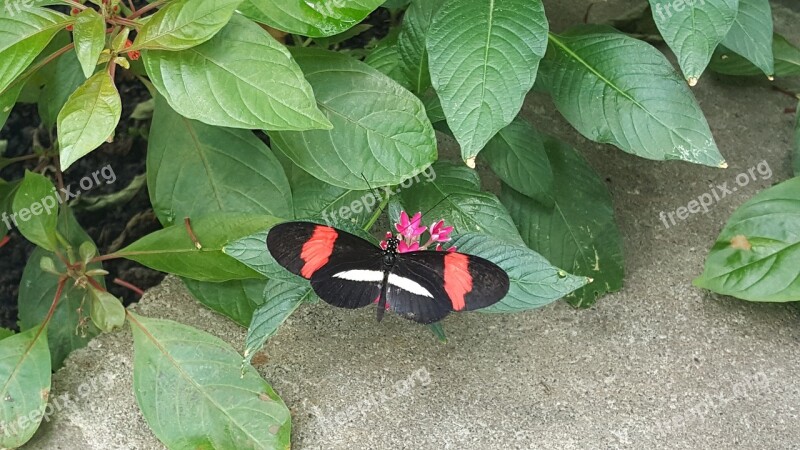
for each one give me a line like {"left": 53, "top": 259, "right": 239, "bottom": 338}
{"left": 360, "top": 174, "right": 453, "bottom": 236}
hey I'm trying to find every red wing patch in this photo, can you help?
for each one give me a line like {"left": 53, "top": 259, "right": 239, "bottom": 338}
{"left": 443, "top": 252, "right": 473, "bottom": 311}
{"left": 300, "top": 226, "right": 338, "bottom": 278}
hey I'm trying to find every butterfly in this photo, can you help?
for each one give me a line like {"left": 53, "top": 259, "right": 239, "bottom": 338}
{"left": 266, "top": 221, "right": 509, "bottom": 324}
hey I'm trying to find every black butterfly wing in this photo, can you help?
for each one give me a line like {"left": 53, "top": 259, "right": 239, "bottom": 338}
{"left": 266, "top": 221, "right": 383, "bottom": 309}
{"left": 387, "top": 250, "right": 509, "bottom": 323}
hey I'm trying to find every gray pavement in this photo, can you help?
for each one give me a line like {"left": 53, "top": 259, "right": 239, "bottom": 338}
{"left": 25, "top": 1, "right": 800, "bottom": 449}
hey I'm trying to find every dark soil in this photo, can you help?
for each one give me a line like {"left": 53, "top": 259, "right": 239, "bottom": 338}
{"left": 0, "top": 73, "right": 164, "bottom": 330}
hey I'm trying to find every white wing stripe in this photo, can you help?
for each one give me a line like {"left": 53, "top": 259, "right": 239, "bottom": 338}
{"left": 332, "top": 270, "right": 434, "bottom": 298}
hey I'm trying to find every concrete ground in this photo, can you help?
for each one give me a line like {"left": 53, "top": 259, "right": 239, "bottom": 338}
{"left": 26, "top": 1, "right": 800, "bottom": 449}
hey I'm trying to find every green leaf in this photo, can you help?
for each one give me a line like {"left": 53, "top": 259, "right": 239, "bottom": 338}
{"left": 18, "top": 207, "right": 102, "bottom": 368}
{"left": 224, "top": 229, "right": 303, "bottom": 284}
{"left": 795, "top": 101, "right": 800, "bottom": 177}
{"left": 73, "top": 8, "right": 105, "bottom": 78}
{"left": 450, "top": 233, "right": 591, "bottom": 313}
{"left": 57, "top": 71, "right": 121, "bottom": 170}
{"left": 709, "top": 33, "right": 800, "bottom": 78}
{"left": 0, "top": 7, "right": 71, "bottom": 95}
{"left": 397, "top": 0, "right": 438, "bottom": 94}
{"left": 183, "top": 278, "right": 267, "bottom": 327}
{"left": 117, "top": 214, "right": 281, "bottom": 281}
{"left": 88, "top": 288, "right": 126, "bottom": 333}
{"left": 499, "top": 132, "right": 624, "bottom": 307}
{"left": 0, "top": 326, "right": 51, "bottom": 448}
{"left": 238, "top": 0, "right": 383, "bottom": 37}
{"left": 540, "top": 27, "right": 726, "bottom": 168}
{"left": 648, "top": 0, "right": 738, "bottom": 84}
{"left": 0, "top": 328, "right": 13, "bottom": 340}
{"left": 38, "top": 49, "right": 85, "bottom": 130}
{"left": 147, "top": 97, "right": 293, "bottom": 225}
{"left": 143, "top": 15, "right": 331, "bottom": 131}
{"left": 11, "top": 170, "right": 59, "bottom": 251}
{"left": 399, "top": 162, "right": 524, "bottom": 244}
{"left": 243, "top": 280, "right": 309, "bottom": 366}
{"left": 269, "top": 48, "right": 437, "bottom": 190}
{"left": 131, "top": 0, "right": 242, "bottom": 51}
{"left": 720, "top": 0, "right": 774, "bottom": 77}
{"left": 287, "top": 164, "right": 373, "bottom": 227}
{"left": 428, "top": 322, "right": 446, "bottom": 343}
{"left": 694, "top": 177, "right": 800, "bottom": 302}
{"left": 482, "top": 116, "right": 553, "bottom": 201}
{"left": 427, "top": 0, "right": 548, "bottom": 162}
{"left": 0, "top": 82, "right": 24, "bottom": 130}
{"left": 364, "top": 44, "right": 412, "bottom": 90}
{"left": 130, "top": 314, "right": 291, "bottom": 449}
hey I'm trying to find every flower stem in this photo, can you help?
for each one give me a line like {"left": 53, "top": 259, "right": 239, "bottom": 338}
{"left": 127, "top": 0, "right": 167, "bottom": 19}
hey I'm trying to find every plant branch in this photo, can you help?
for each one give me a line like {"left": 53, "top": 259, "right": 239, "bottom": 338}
{"left": 114, "top": 278, "right": 145, "bottom": 296}
{"left": 58, "top": 0, "right": 86, "bottom": 10}
{"left": 127, "top": 0, "right": 167, "bottom": 19}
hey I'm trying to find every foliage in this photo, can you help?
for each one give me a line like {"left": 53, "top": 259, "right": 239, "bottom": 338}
{"left": 0, "top": 0, "right": 797, "bottom": 447}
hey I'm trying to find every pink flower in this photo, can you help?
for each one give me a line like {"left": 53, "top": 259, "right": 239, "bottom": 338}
{"left": 396, "top": 211, "right": 426, "bottom": 239}
{"left": 398, "top": 241, "right": 419, "bottom": 253}
{"left": 429, "top": 220, "right": 453, "bottom": 242}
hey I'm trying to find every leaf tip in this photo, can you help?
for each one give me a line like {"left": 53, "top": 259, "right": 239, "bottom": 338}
{"left": 687, "top": 77, "right": 698, "bottom": 87}
{"left": 465, "top": 156, "right": 476, "bottom": 169}
{"left": 718, "top": 161, "right": 728, "bottom": 169}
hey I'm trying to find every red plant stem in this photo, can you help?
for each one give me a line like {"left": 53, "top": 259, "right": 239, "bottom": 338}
{"left": 786, "top": 107, "right": 797, "bottom": 114}
{"left": 89, "top": 253, "right": 121, "bottom": 264}
{"left": 185, "top": 217, "right": 202, "bottom": 249}
{"left": 109, "top": 60, "right": 117, "bottom": 81}
{"left": 114, "top": 278, "right": 145, "bottom": 297}
{"left": 127, "top": 0, "right": 166, "bottom": 19}
{"left": 127, "top": 0, "right": 136, "bottom": 13}
{"left": 0, "top": 236, "right": 9, "bottom": 249}
{"left": 40, "top": 277, "right": 67, "bottom": 332}
{"left": 86, "top": 277, "right": 106, "bottom": 293}
{"left": 8, "top": 43, "right": 74, "bottom": 92}
{"left": 108, "top": 17, "right": 141, "bottom": 28}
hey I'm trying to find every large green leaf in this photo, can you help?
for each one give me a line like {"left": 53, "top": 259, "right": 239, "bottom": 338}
{"left": 499, "top": 132, "right": 624, "bottom": 307}
{"left": 72, "top": 8, "right": 105, "bottom": 78}
{"left": 426, "top": 0, "right": 548, "bottom": 162}
{"left": 291, "top": 173, "right": 373, "bottom": 229}
{"left": 399, "top": 162, "right": 523, "bottom": 244}
{"left": 38, "top": 49, "right": 85, "bottom": 130}
{"left": 451, "top": 233, "right": 590, "bottom": 313}
{"left": 720, "top": 0, "right": 774, "bottom": 77}
{"left": 0, "top": 82, "right": 23, "bottom": 130}
{"left": 243, "top": 280, "right": 309, "bottom": 366}
{"left": 694, "top": 177, "right": 800, "bottom": 301}
{"left": 18, "top": 207, "right": 102, "bottom": 368}
{"left": 183, "top": 279, "right": 267, "bottom": 327}
{"left": 481, "top": 116, "right": 553, "bottom": 201}
{"left": 238, "top": 0, "right": 383, "bottom": 37}
{"left": 11, "top": 171, "right": 59, "bottom": 251}
{"left": 397, "top": 0, "right": 438, "bottom": 94}
{"left": 131, "top": 314, "right": 291, "bottom": 449}
{"left": 143, "top": 15, "right": 331, "bottom": 131}
{"left": 364, "top": 44, "right": 412, "bottom": 90}
{"left": 540, "top": 27, "right": 726, "bottom": 168}
{"left": 709, "top": 33, "right": 800, "bottom": 78}
{"left": 131, "top": 0, "right": 241, "bottom": 51}
{"left": 0, "top": 327, "right": 50, "bottom": 448}
{"left": 117, "top": 214, "right": 279, "bottom": 281}
{"left": 795, "top": 101, "right": 800, "bottom": 177}
{"left": 147, "top": 97, "right": 293, "bottom": 226}
{"left": 269, "top": 48, "right": 437, "bottom": 190}
{"left": 649, "top": 0, "right": 738, "bottom": 84}
{"left": 57, "top": 71, "right": 121, "bottom": 170}
{"left": 0, "top": 7, "right": 70, "bottom": 94}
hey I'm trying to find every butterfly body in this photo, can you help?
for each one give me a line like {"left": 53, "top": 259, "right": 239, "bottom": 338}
{"left": 267, "top": 222, "right": 509, "bottom": 324}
